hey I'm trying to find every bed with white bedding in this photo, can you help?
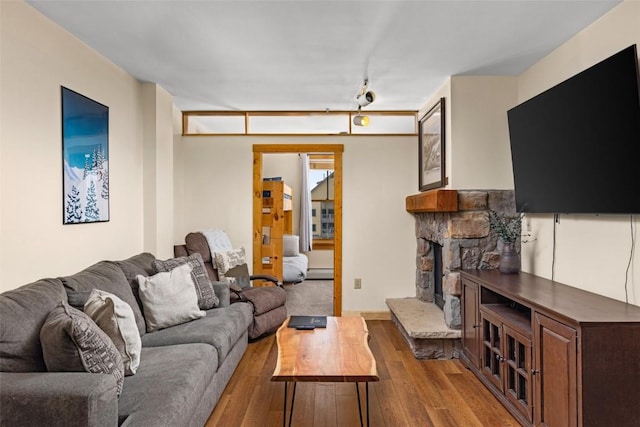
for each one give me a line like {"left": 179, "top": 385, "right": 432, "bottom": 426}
{"left": 282, "top": 234, "right": 308, "bottom": 283}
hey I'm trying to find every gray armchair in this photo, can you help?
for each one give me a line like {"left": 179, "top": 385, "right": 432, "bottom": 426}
{"left": 174, "top": 232, "right": 287, "bottom": 340}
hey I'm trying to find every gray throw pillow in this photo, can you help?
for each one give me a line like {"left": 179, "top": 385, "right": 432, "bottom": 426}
{"left": 136, "top": 263, "right": 206, "bottom": 332}
{"left": 212, "top": 281, "right": 231, "bottom": 307}
{"left": 84, "top": 289, "right": 142, "bottom": 376}
{"left": 40, "top": 302, "right": 125, "bottom": 397}
{"left": 224, "top": 264, "right": 251, "bottom": 289}
{"left": 153, "top": 253, "right": 219, "bottom": 309}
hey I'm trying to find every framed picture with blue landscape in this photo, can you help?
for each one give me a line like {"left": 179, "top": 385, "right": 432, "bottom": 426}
{"left": 61, "top": 87, "right": 109, "bottom": 224}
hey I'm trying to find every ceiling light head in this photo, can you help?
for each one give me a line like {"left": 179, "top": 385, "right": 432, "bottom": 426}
{"left": 357, "top": 90, "right": 376, "bottom": 107}
{"left": 353, "top": 114, "right": 369, "bottom": 127}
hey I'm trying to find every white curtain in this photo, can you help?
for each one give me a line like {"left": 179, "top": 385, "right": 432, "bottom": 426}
{"left": 299, "top": 154, "right": 313, "bottom": 252}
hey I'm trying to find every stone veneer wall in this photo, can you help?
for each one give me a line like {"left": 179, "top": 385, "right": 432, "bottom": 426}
{"left": 413, "top": 190, "right": 516, "bottom": 329}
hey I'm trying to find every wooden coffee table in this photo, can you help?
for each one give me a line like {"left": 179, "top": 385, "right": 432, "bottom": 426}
{"left": 271, "top": 316, "right": 379, "bottom": 427}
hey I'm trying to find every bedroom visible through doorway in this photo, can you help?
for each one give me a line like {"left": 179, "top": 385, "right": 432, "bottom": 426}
{"left": 252, "top": 144, "right": 343, "bottom": 316}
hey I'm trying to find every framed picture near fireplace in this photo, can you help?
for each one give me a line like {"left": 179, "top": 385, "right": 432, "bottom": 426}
{"left": 418, "top": 97, "right": 446, "bottom": 191}
{"left": 61, "top": 87, "right": 110, "bottom": 224}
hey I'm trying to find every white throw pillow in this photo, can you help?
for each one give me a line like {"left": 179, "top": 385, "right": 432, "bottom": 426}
{"left": 213, "top": 247, "right": 246, "bottom": 279}
{"left": 283, "top": 235, "right": 300, "bottom": 257}
{"left": 136, "top": 263, "right": 206, "bottom": 333}
{"left": 84, "top": 289, "right": 142, "bottom": 376}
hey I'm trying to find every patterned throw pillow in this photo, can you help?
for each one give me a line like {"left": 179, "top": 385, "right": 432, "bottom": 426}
{"left": 136, "top": 263, "right": 206, "bottom": 332}
{"left": 40, "top": 302, "right": 125, "bottom": 397}
{"left": 153, "top": 253, "right": 219, "bottom": 309}
{"left": 214, "top": 248, "right": 251, "bottom": 288}
{"left": 84, "top": 289, "right": 142, "bottom": 376}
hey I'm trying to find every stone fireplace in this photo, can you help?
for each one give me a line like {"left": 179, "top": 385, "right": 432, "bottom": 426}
{"left": 387, "top": 189, "right": 516, "bottom": 359}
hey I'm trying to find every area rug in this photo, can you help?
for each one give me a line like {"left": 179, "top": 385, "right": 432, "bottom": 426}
{"left": 283, "top": 280, "right": 333, "bottom": 316}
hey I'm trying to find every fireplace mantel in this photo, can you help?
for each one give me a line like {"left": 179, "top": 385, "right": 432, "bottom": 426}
{"left": 405, "top": 189, "right": 458, "bottom": 213}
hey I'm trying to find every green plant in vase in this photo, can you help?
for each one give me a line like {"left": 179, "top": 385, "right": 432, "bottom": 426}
{"left": 489, "top": 210, "right": 523, "bottom": 273}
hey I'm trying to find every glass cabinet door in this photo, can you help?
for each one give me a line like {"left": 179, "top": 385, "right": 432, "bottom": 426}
{"left": 504, "top": 325, "right": 533, "bottom": 423}
{"left": 480, "top": 311, "right": 504, "bottom": 392}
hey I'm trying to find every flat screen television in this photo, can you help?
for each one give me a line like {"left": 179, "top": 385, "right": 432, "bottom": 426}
{"left": 507, "top": 44, "right": 640, "bottom": 214}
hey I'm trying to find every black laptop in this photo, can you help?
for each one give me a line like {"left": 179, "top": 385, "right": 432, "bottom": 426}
{"left": 287, "top": 315, "right": 327, "bottom": 328}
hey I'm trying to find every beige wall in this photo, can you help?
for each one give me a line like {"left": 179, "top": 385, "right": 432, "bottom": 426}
{"left": 449, "top": 76, "right": 517, "bottom": 189}
{"left": 175, "top": 136, "right": 417, "bottom": 311}
{"left": 141, "top": 83, "right": 175, "bottom": 259}
{"left": 419, "top": 76, "right": 517, "bottom": 191}
{"left": 0, "top": 1, "right": 173, "bottom": 290}
{"left": 0, "top": 1, "right": 145, "bottom": 290}
{"left": 518, "top": 0, "right": 640, "bottom": 305}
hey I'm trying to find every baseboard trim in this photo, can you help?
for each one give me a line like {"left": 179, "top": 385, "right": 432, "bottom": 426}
{"left": 342, "top": 310, "right": 391, "bottom": 320}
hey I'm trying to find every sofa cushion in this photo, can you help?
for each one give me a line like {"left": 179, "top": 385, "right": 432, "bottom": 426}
{"left": 0, "top": 278, "right": 67, "bottom": 372}
{"left": 140, "top": 303, "right": 252, "bottom": 365}
{"left": 60, "top": 260, "right": 147, "bottom": 336}
{"left": 118, "top": 344, "right": 217, "bottom": 427}
{"left": 113, "top": 252, "right": 157, "bottom": 311}
{"left": 40, "top": 302, "right": 125, "bottom": 397}
{"left": 84, "top": 289, "right": 142, "bottom": 376}
{"left": 153, "top": 253, "right": 219, "bottom": 310}
{"left": 136, "top": 264, "right": 206, "bottom": 332}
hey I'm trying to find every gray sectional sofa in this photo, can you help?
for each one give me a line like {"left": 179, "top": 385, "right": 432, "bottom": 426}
{"left": 0, "top": 253, "right": 254, "bottom": 427}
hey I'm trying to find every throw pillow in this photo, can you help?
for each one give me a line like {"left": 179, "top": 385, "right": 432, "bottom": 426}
{"left": 283, "top": 234, "right": 300, "bottom": 256}
{"left": 214, "top": 248, "right": 251, "bottom": 288}
{"left": 153, "top": 253, "right": 219, "bottom": 309}
{"left": 136, "top": 263, "right": 206, "bottom": 332}
{"left": 84, "top": 289, "right": 142, "bottom": 376}
{"left": 223, "top": 264, "right": 251, "bottom": 289}
{"left": 211, "top": 281, "right": 231, "bottom": 307}
{"left": 40, "top": 302, "right": 125, "bottom": 397}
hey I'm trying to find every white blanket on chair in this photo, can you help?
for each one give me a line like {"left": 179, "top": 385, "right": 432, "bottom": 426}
{"left": 201, "top": 229, "right": 233, "bottom": 259}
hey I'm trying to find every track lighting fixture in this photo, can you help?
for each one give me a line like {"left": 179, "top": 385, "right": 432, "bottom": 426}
{"left": 353, "top": 113, "right": 369, "bottom": 127}
{"left": 356, "top": 78, "right": 375, "bottom": 107}
{"left": 353, "top": 79, "right": 374, "bottom": 127}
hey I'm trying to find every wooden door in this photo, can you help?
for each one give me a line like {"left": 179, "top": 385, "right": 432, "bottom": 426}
{"left": 462, "top": 279, "right": 481, "bottom": 368}
{"left": 533, "top": 313, "right": 577, "bottom": 427}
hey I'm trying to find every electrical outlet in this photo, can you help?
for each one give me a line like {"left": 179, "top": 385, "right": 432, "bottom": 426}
{"left": 354, "top": 278, "right": 362, "bottom": 289}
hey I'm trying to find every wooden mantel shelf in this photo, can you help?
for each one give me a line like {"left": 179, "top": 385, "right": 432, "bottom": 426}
{"left": 405, "top": 189, "right": 458, "bottom": 213}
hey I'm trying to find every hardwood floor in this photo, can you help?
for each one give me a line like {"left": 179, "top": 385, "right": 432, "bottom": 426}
{"left": 206, "top": 320, "right": 519, "bottom": 426}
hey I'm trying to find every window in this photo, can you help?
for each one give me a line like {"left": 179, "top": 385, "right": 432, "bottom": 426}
{"left": 309, "top": 154, "right": 335, "bottom": 249}
{"left": 183, "top": 111, "right": 417, "bottom": 135}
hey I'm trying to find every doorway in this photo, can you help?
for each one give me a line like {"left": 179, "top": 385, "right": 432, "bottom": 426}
{"left": 252, "top": 144, "right": 344, "bottom": 316}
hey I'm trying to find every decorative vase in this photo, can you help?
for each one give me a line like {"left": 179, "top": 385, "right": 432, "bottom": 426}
{"left": 499, "top": 241, "right": 521, "bottom": 274}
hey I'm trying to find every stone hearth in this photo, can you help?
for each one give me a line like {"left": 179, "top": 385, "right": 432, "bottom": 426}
{"left": 387, "top": 189, "right": 516, "bottom": 359}
{"left": 386, "top": 297, "right": 461, "bottom": 359}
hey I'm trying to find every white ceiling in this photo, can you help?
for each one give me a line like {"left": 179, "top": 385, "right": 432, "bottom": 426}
{"left": 28, "top": 0, "right": 620, "bottom": 112}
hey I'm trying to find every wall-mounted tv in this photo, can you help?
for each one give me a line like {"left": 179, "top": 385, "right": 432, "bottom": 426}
{"left": 507, "top": 44, "right": 640, "bottom": 214}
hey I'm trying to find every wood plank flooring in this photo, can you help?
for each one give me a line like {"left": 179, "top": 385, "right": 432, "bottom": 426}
{"left": 206, "top": 320, "right": 519, "bottom": 426}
